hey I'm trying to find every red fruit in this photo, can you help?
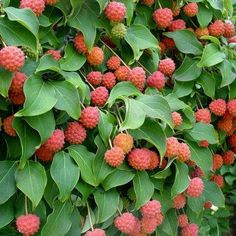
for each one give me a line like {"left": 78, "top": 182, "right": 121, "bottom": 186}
{"left": 87, "top": 71, "right": 102, "bottom": 86}
{"left": 158, "top": 58, "right": 175, "bottom": 76}
{"left": 204, "top": 201, "right": 212, "bottom": 209}
{"left": 3, "top": 115, "right": 16, "bottom": 137}
{"left": 195, "top": 108, "right": 211, "bottom": 124}
{"left": 195, "top": 27, "right": 209, "bottom": 38}
{"left": 0, "top": 46, "right": 25, "bottom": 72}
{"left": 223, "top": 150, "right": 235, "bottom": 165}
{"left": 74, "top": 33, "right": 88, "bottom": 54}
{"left": 153, "top": 8, "right": 173, "bottom": 28}
{"left": 142, "top": 0, "right": 154, "bottom": 7}
{"left": 102, "top": 72, "right": 116, "bottom": 89}
{"left": 186, "top": 160, "right": 196, "bottom": 167}
{"left": 227, "top": 99, "right": 236, "bottom": 116}
{"left": 172, "top": 1, "right": 180, "bottom": 17}
{"left": 224, "top": 22, "right": 235, "bottom": 38}
{"left": 190, "top": 167, "right": 204, "bottom": 178}
{"left": 80, "top": 106, "right": 100, "bottom": 129}
{"left": 211, "top": 174, "right": 224, "bottom": 188}
{"left": 129, "top": 67, "right": 146, "bottom": 91}
{"left": 168, "top": 19, "right": 186, "bottom": 32}
{"left": 173, "top": 194, "right": 186, "bottom": 209}
{"left": 209, "top": 99, "right": 226, "bottom": 116}
{"left": 217, "top": 117, "right": 233, "bottom": 133}
{"left": 91, "top": 86, "right": 109, "bottom": 107}
{"left": 229, "top": 36, "right": 236, "bottom": 43}
{"left": 104, "top": 147, "right": 125, "bottom": 167}
{"left": 128, "top": 148, "right": 151, "bottom": 170}
{"left": 107, "top": 56, "right": 120, "bottom": 70}
{"left": 229, "top": 134, "right": 236, "bottom": 148}
{"left": 9, "top": 90, "right": 25, "bottom": 105}
{"left": 159, "top": 158, "right": 168, "bottom": 169}
{"left": 147, "top": 71, "right": 165, "bottom": 91}
{"left": 165, "top": 137, "right": 179, "bottom": 158}
{"left": 198, "top": 140, "right": 209, "bottom": 148}
{"left": 155, "top": 213, "right": 164, "bottom": 226}
{"left": 45, "top": 50, "right": 61, "bottom": 60}
{"left": 186, "top": 177, "right": 204, "bottom": 198}
{"left": 178, "top": 143, "right": 190, "bottom": 162}
{"left": 43, "top": 129, "right": 64, "bottom": 152}
{"left": 181, "top": 223, "right": 199, "bottom": 236}
{"left": 45, "top": 0, "right": 57, "bottom": 5}
{"left": 35, "top": 144, "right": 54, "bottom": 162}
{"left": 183, "top": 3, "right": 198, "bottom": 17}
{"left": 113, "top": 133, "right": 134, "bottom": 154}
{"left": 115, "top": 66, "right": 130, "bottom": 81}
{"left": 141, "top": 217, "right": 157, "bottom": 234}
{"left": 114, "top": 212, "right": 139, "bottom": 234}
{"left": 208, "top": 20, "right": 225, "bottom": 37}
{"left": 172, "top": 111, "right": 183, "bottom": 127}
{"left": 84, "top": 229, "right": 106, "bottom": 236}
{"left": 20, "top": 0, "right": 45, "bottom": 16}
{"left": 141, "top": 200, "right": 161, "bottom": 218}
{"left": 16, "top": 214, "right": 40, "bottom": 236}
{"left": 65, "top": 122, "right": 87, "bottom": 144}
{"left": 159, "top": 42, "right": 166, "bottom": 55}
{"left": 147, "top": 150, "right": 160, "bottom": 170}
{"left": 213, "top": 154, "right": 223, "bottom": 171}
{"left": 104, "top": 1, "right": 126, "bottom": 22}
{"left": 87, "top": 47, "right": 104, "bottom": 66}
{"left": 178, "top": 214, "right": 188, "bottom": 228}
{"left": 10, "top": 72, "right": 27, "bottom": 94}
{"left": 161, "top": 37, "right": 175, "bottom": 50}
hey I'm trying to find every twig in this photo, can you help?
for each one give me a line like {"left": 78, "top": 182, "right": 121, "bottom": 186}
{"left": 109, "top": 138, "right": 113, "bottom": 148}
{"left": 87, "top": 202, "right": 94, "bottom": 231}
{"left": 79, "top": 70, "right": 95, "bottom": 90}
{"left": 117, "top": 208, "right": 122, "bottom": 216}
{"left": 137, "top": 61, "right": 152, "bottom": 75}
{"left": 80, "top": 101, "right": 85, "bottom": 109}
{"left": 24, "top": 195, "right": 28, "bottom": 215}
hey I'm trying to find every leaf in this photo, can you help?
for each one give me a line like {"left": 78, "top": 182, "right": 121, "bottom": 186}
{"left": 15, "top": 76, "right": 57, "bottom": 117}
{"left": 0, "top": 161, "right": 17, "bottom": 204}
{"left": 0, "top": 199, "right": 14, "bottom": 229}
{"left": 173, "top": 56, "right": 202, "bottom": 81}
{"left": 76, "top": 181, "right": 94, "bottom": 201}
{"left": 197, "top": 3, "right": 213, "bottom": 27}
{"left": 36, "top": 55, "right": 62, "bottom": 74}
{"left": 187, "top": 196, "right": 205, "bottom": 215}
{"left": 160, "top": 209, "right": 178, "bottom": 236}
{"left": 68, "top": 145, "right": 97, "bottom": 186}
{"left": 96, "top": 0, "right": 108, "bottom": 12}
{"left": 15, "top": 161, "right": 47, "bottom": 208}
{"left": 129, "top": 119, "right": 166, "bottom": 157}
{"left": 65, "top": 208, "right": 81, "bottom": 236}
{"left": 0, "top": 68, "right": 12, "bottom": 97}
{"left": 187, "top": 123, "right": 219, "bottom": 144}
{"left": 165, "top": 93, "right": 189, "bottom": 111}
{"left": 173, "top": 81, "right": 194, "bottom": 98}
{"left": 50, "top": 152, "right": 80, "bottom": 202}
{"left": 123, "top": 0, "right": 135, "bottom": 25}
{"left": 218, "top": 60, "right": 236, "bottom": 87}
{"left": 197, "top": 43, "right": 225, "bottom": 67}
{"left": 133, "top": 171, "right": 154, "bottom": 210}
{"left": 94, "top": 189, "right": 119, "bottom": 223}
{"left": 98, "top": 111, "right": 113, "bottom": 145}
{"left": 152, "top": 159, "right": 175, "bottom": 179}
{"left": 41, "top": 201, "right": 73, "bottom": 236}
{"left": 124, "top": 24, "right": 158, "bottom": 60}
{"left": 197, "top": 71, "right": 216, "bottom": 98}
{"left": 208, "top": 0, "right": 224, "bottom": 11}
{"left": 165, "top": 30, "right": 203, "bottom": 55}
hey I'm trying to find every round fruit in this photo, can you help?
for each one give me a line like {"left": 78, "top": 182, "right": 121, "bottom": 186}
{"left": 183, "top": 3, "right": 198, "bottom": 17}
{"left": 104, "top": 2, "right": 126, "bottom": 22}
{"left": 153, "top": 8, "right": 173, "bottom": 28}
{"left": 212, "top": 154, "right": 223, "bottom": 171}
{"left": 173, "top": 194, "right": 186, "bottom": 209}
{"left": 80, "top": 106, "right": 100, "bottom": 129}
{"left": 91, "top": 86, "right": 109, "bottom": 106}
{"left": 195, "top": 108, "right": 211, "bottom": 124}
{"left": 148, "top": 150, "right": 160, "bottom": 170}
{"left": 128, "top": 148, "right": 151, "bottom": 170}
{"left": 195, "top": 27, "right": 209, "bottom": 38}
{"left": 158, "top": 58, "right": 175, "bottom": 76}
{"left": 141, "top": 217, "right": 157, "bottom": 234}
{"left": 141, "top": 200, "right": 161, "bottom": 218}
{"left": 172, "top": 112, "right": 183, "bottom": 127}
{"left": 147, "top": 71, "right": 165, "bottom": 91}
{"left": 84, "top": 229, "right": 106, "bottom": 236}
{"left": 113, "top": 133, "right": 134, "bottom": 154}
{"left": 107, "top": 56, "right": 120, "bottom": 70}
{"left": 45, "top": 0, "right": 57, "bottom": 5}
{"left": 224, "top": 22, "right": 235, "bottom": 38}
{"left": 111, "top": 23, "right": 127, "bottom": 39}
{"left": 211, "top": 174, "right": 224, "bottom": 188}
{"left": 74, "top": 33, "right": 88, "bottom": 54}
{"left": 65, "top": 122, "right": 87, "bottom": 145}
{"left": 102, "top": 72, "right": 116, "bottom": 89}
{"left": 115, "top": 66, "right": 130, "bottom": 81}
{"left": 129, "top": 67, "right": 146, "bottom": 91}
{"left": 10, "top": 72, "right": 27, "bottom": 94}
{"left": 227, "top": 99, "right": 236, "bottom": 116}
{"left": 35, "top": 145, "right": 54, "bottom": 162}
{"left": 45, "top": 50, "right": 61, "bottom": 60}
{"left": 181, "top": 223, "right": 199, "bottom": 236}
{"left": 3, "top": 115, "right": 16, "bottom": 137}
{"left": 87, "top": 71, "right": 102, "bottom": 86}
{"left": 20, "top": 0, "right": 45, "bottom": 16}
{"left": 87, "top": 47, "right": 104, "bottom": 66}
{"left": 165, "top": 137, "right": 179, "bottom": 158}
{"left": 178, "top": 214, "right": 188, "bottom": 228}
{"left": 223, "top": 150, "right": 235, "bottom": 165}
{"left": 209, "top": 99, "right": 226, "bottom": 116}
{"left": 177, "top": 143, "right": 190, "bottom": 162}
{"left": 104, "top": 147, "right": 125, "bottom": 167}
{"left": 168, "top": 19, "right": 186, "bottom": 32}
{"left": 208, "top": 20, "right": 225, "bottom": 37}
{"left": 186, "top": 177, "right": 204, "bottom": 198}
{"left": 44, "top": 129, "right": 65, "bottom": 152}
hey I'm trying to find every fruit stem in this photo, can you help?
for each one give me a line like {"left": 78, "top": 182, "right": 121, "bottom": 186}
{"left": 117, "top": 208, "right": 122, "bottom": 216}
{"left": 80, "top": 101, "right": 85, "bottom": 109}
{"left": 137, "top": 61, "right": 152, "bottom": 75}
{"left": 109, "top": 138, "right": 113, "bottom": 148}
{"left": 79, "top": 70, "right": 95, "bottom": 90}
{"left": 24, "top": 195, "right": 28, "bottom": 215}
{"left": 157, "top": 0, "right": 163, "bottom": 8}
{"left": 0, "top": 37, "right": 6, "bottom": 47}
{"left": 196, "top": 94, "right": 203, "bottom": 109}
{"left": 86, "top": 201, "right": 94, "bottom": 231}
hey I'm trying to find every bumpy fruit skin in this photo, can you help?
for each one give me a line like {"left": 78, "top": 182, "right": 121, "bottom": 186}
{"left": 181, "top": 223, "right": 199, "bottom": 236}
{"left": 195, "top": 27, "right": 209, "bottom": 38}
{"left": 183, "top": 3, "right": 198, "bottom": 17}
{"left": 104, "top": 2, "right": 126, "bottom": 22}
{"left": 16, "top": 214, "right": 40, "bottom": 236}
{"left": 161, "top": 37, "right": 175, "bottom": 50}
{"left": 113, "top": 133, "right": 133, "bottom": 154}
{"left": 229, "top": 134, "right": 236, "bottom": 148}
{"left": 211, "top": 174, "right": 224, "bottom": 188}
{"left": 217, "top": 117, "right": 233, "bottom": 133}
{"left": 102, "top": 72, "right": 116, "bottom": 89}
{"left": 229, "top": 36, "right": 236, "bottom": 43}
{"left": 141, "top": 217, "right": 157, "bottom": 234}
{"left": 186, "top": 177, "right": 204, "bottom": 197}
{"left": 173, "top": 194, "right": 186, "bottom": 209}
{"left": 148, "top": 150, "right": 160, "bottom": 170}
{"left": 35, "top": 144, "right": 54, "bottom": 162}
{"left": 227, "top": 99, "right": 236, "bottom": 116}
{"left": 198, "top": 140, "right": 209, "bottom": 148}
{"left": 142, "top": 0, "right": 154, "bottom": 6}
{"left": 172, "top": 1, "right": 180, "bottom": 17}
{"left": 213, "top": 154, "right": 223, "bottom": 171}
{"left": 104, "top": 147, "right": 125, "bottom": 167}
{"left": 45, "top": 50, "right": 61, "bottom": 61}
{"left": 165, "top": 137, "right": 179, "bottom": 158}
{"left": 168, "top": 19, "right": 186, "bottom": 32}
{"left": 65, "top": 122, "right": 87, "bottom": 145}
{"left": 209, "top": 99, "right": 226, "bottom": 116}
{"left": 129, "top": 67, "right": 146, "bottom": 91}
{"left": 159, "top": 42, "right": 166, "bottom": 55}
{"left": 80, "top": 106, "right": 100, "bottom": 129}
{"left": 111, "top": 23, "right": 127, "bottom": 38}
{"left": 190, "top": 167, "right": 204, "bottom": 178}
{"left": 128, "top": 148, "right": 151, "bottom": 170}
{"left": 172, "top": 112, "right": 183, "bottom": 127}
{"left": 22, "top": 45, "right": 42, "bottom": 59}
{"left": 195, "top": 108, "right": 211, "bottom": 124}
{"left": 178, "top": 143, "right": 190, "bottom": 162}
{"left": 147, "top": 71, "right": 165, "bottom": 91}
{"left": 87, "top": 71, "right": 102, "bottom": 86}
{"left": 74, "top": 33, "right": 88, "bottom": 54}
{"left": 87, "top": 47, "right": 104, "bottom": 66}
{"left": 115, "top": 66, "right": 130, "bottom": 81}
{"left": 158, "top": 58, "right": 175, "bottom": 76}
{"left": 20, "top": 0, "right": 45, "bottom": 16}
{"left": 224, "top": 22, "right": 235, "bottom": 38}
{"left": 44, "top": 129, "right": 65, "bottom": 152}
{"left": 9, "top": 72, "right": 27, "bottom": 94}
{"left": 3, "top": 116, "right": 16, "bottom": 137}
{"left": 114, "top": 213, "right": 138, "bottom": 234}
{"left": 204, "top": 201, "right": 212, "bottom": 209}
{"left": 178, "top": 214, "right": 188, "bottom": 228}
{"left": 84, "top": 229, "right": 106, "bottom": 236}
{"left": 141, "top": 200, "right": 161, "bottom": 218}
{"left": 223, "top": 150, "right": 235, "bottom": 165}
{"left": 153, "top": 8, "right": 173, "bottom": 28}
{"left": 45, "top": 0, "right": 57, "bottom": 5}
{"left": 0, "top": 46, "right": 25, "bottom": 72}
{"left": 91, "top": 87, "right": 109, "bottom": 107}
{"left": 9, "top": 90, "right": 25, "bottom": 105}
{"left": 208, "top": 20, "right": 225, "bottom": 37}
{"left": 107, "top": 56, "right": 120, "bottom": 70}
{"left": 155, "top": 213, "right": 164, "bottom": 226}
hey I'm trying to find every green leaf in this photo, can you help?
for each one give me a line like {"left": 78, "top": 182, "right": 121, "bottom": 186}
{"left": 15, "top": 161, "right": 47, "bottom": 208}
{"left": 13, "top": 118, "right": 41, "bottom": 169}
{"left": 187, "top": 123, "right": 219, "bottom": 144}
{"left": 68, "top": 145, "right": 97, "bottom": 186}
{"left": 198, "top": 71, "right": 216, "bottom": 98}
{"left": 0, "top": 161, "right": 17, "bottom": 204}
{"left": 207, "top": 0, "right": 224, "bottom": 11}
{"left": 165, "top": 30, "right": 203, "bottom": 55}
{"left": 152, "top": 159, "right": 175, "bottom": 179}
{"left": 36, "top": 55, "right": 62, "bottom": 74}
{"left": 41, "top": 201, "right": 73, "bottom": 236}
{"left": 173, "top": 56, "right": 202, "bottom": 81}
{"left": 160, "top": 209, "right": 178, "bottom": 236}
{"left": 0, "top": 68, "right": 12, "bottom": 97}
{"left": 65, "top": 208, "right": 81, "bottom": 236}
{"left": 218, "top": 60, "right": 236, "bottom": 87}
{"left": 187, "top": 196, "right": 205, "bottom": 215}
{"left": 96, "top": 0, "right": 108, "bottom": 12}
{"left": 50, "top": 152, "right": 80, "bottom": 202}
{"left": 133, "top": 171, "right": 154, "bottom": 210}
{"left": 15, "top": 76, "right": 57, "bottom": 117}
{"left": 76, "top": 181, "right": 94, "bottom": 201}
{"left": 124, "top": 24, "right": 158, "bottom": 60}
{"left": 200, "top": 35, "right": 221, "bottom": 45}
{"left": 129, "top": 119, "right": 166, "bottom": 157}
{"left": 197, "top": 3, "right": 213, "bottom": 27}
{"left": 173, "top": 81, "right": 194, "bottom": 98}
{"left": 94, "top": 189, "right": 119, "bottom": 223}
{"left": 165, "top": 93, "right": 189, "bottom": 111}
{"left": 122, "top": 0, "right": 135, "bottom": 25}
{"left": 0, "top": 199, "right": 14, "bottom": 229}
{"left": 198, "top": 43, "right": 225, "bottom": 67}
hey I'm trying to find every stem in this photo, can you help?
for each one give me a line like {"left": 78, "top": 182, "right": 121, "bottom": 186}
{"left": 196, "top": 95, "right": 203, "bottom": 109}
{"left": 109, "top": 138, "right": 113, "bottom": 148}
{"left": 0, "top": 38, "right": 6, "bottom": 47}
{"left": 117, "top": 208, "right": 122, "bottom": 216}
{"left": 87, "top": 202, "right": 94, "bottom": 231}
{"left": 24, "top": 195, "right": 28, "bottom": 215}
{"left": 80, "top": 101, "right": 85, "bottom": 109}
{"left": 137, "top": 61, "right": 152, "bottom": 75}
{"left": 157, "top": 0, "right": 162, "bottom": 8}
{"left": 79, "top": 70, "right": 95, "bottom": 90}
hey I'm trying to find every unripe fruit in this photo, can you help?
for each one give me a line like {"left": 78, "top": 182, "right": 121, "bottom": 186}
{"left": 212, "top": 154, "right": 223, "bottom": 171}
{"left": 107, "top": 56, "right": 120, "bottom": 70}
{"left": 186, "top": 177, "right": 204, "bottom": 198}
{"left": 45, "top": 50, "right": 61, "bottom": 61}
{"left": 87, "top": 47, "right": 104, "bottom": 66}
{"left": 113, "top": 133, "right": 134, "bottom": 154}
{"left": 158, "top": 58, "right": 175, "bottom": 76}
{"left": 3, "top": 115, "right": 16, "bottom": 137}
{"left": 129, "top": 67, "right": 146, "bottom": 91}
{"left": 111, "top": 23, "right": 127, "bottom": 39}
{"left": 20, "top": 0, "right": 45, "bottom": 16}
{"left": 44, "top": 129, "right": 65, "bottom": 152}
{"left": 153, "top": 8, "right": 173, "bottom": 28}
{"left": 65, "top": 122, "right": 87, "bottom": 144}
{"left": 147, "top": 71, "right": 165, "bottom": 91}
{"left": 195, "top": 108, "right": 211, "bottom": 124}
{"left": 209, "top": 99, "right": 226, "bottom": 116}
{"left": 115, "top": 66, "right": 130, "bottom": 81}
{"left": 168, "top": 19, "right": 186, "bottom": 32}
{"left": 22, "top": 45, "right": 42, "bottom": 59}
{"left": 87, "top": 71, "right": 102, "bottom": 86}
{"left": 211, "top": 174, "right": 224, "bottom": 188}
{"left": 181, "top": 223, "right": 199, "bottom": 236}
{"left": 172, "top": 112, "right": 183, "bottom": 127}
{"left": 178, "top": 214, "right": 188, "bottom": 228}
{"left": 74, "top": 33, "right": 88, "bottom": 54}
{"left": 104, "top": 2, "right": 126, "bottom": 22}
{"left": 141, "top": 200, "right": 161, "bottom": 218}
{"left": 80, "top": 106, "right": 100, "bottom": 129}
{"left": 227, "top": 99, "right": 236, "bottom": 116}
{"left": 35, "top": 144, "right": 54, "bottom": 162}
{"left": 223, "top": 150, "right": 235, "bottom": 165}
{"left": 165, "top": 137, "right": 179, "bottom": 158}
{"left": 104, "top": 147, "right": 125, "bottom": 167}
{"left": 208, "top": 20, "right": 225, "bottom": 37}
{"left": 178, "top": 143, "right": 191, "bottom": 162}
{"left": 173, "top": 194, "right": 186, "bottom": 209}
{"left": 128, "top": 148, "right": 151, "bottom": 170}
{"left": 224, "top": 22, "right": 235, "bottom": 38}
{"left": 91, "top": 86, "right": 109, "bottom": 107}
{"left": 183, "top": 3, "right": 198, "bottom": 17}
{"left": 102, "top": 72, "right": 116, "bottom": 89}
